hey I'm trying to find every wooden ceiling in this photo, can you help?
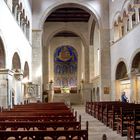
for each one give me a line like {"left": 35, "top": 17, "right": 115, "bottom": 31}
{"left": 45, "top": 7, "right": 90, "bottom": 22}
{"left": 54, "top": 31, "right": 79, "bottom": 37}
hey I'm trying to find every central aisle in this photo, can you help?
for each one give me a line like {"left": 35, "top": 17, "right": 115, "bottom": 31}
{"left": 73, "top": 105, "right": 127, "bottom": 140}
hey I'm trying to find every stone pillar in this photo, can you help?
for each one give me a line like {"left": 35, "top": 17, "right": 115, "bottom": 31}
{"left": 89, "top": 45, "right": 94, "bottom": 82}
{"left": 130, "top": 75, "right": 137, "bottom": 102}
{"left": 118, "top": 22, "right": 123, "bottom": 38}
{"left": 128, "top": 14, "right": 133, "bottom": 30}
{"left": 134, "top": 7, "right": 140, "bottom": 24}
{"left": 32, "top": 30, "right": 43, "bottom": 101}
{"left": 123, "top": 17, "right": 128, "bottom": 34}
{"left": 130, "top": 72, "right": 140, "bottom": 103}
{"left": 80, "top": 80, "right": 84, "bottom": 104}
{"left": 137, "top": 76, "right": 140, "bottom": 102}
{"left": 115, "top": 80, "right": 121, "bottom": 100}
{"left": 14, "top": 69, "right": 23, "bottom": 104}
{"left": 48, "top": 80, "right": 54, "bottom": 102}
{"left": 85, "top": 46, "right": 89, "bottom": 83}
{"left": 17, "top": 11, "right": 22, "bottom": 25}
{"left": 0, "top": 69, "right": 14, "bottom": 108}
{"left": 12, "top": 0, "right": 18, "bottom": 14}
{"left": 114, "top": 24, "right": 119, "bottom": 41}
{"left": 100, "top": 28, "right": 111, "bottom": 101}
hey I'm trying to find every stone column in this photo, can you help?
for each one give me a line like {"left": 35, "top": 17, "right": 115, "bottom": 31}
{"left": 85, "top": 46, "right": 89, "bottom": 83}
{"left": 131, "top": 75, "right": 137, "bottom": 102}
{"left": 130, "top": 72, "right": 139, "bottom": 103}
{"left": 100, "top": 28, "right": 111, "bottom": 101}
{"left": 134, "top": 7, "right": 140, "bottom": 24}
{"left": 0, "top": 69, "right": 14, "bottom": 108}
{"left": 118, "top": 22, "right": 123, "bottom": 38}
{"left": 32, "top": 30, "right": 43, "bottom": 101}
{"left": 128, "top": 14, "right": 133, "bottom": 30}
{"left": 123, "top": 17, "right": 128, "bottom": 34}
{"left": 48, "top": 80, "right": 54, "bottom": 102}
{"left": 137, "top": 76, "right": 140, "bottom": 102}
{"left": 14, "top": 69, "right": 23, "bottom": 104}
{"left": 80, "top": 80, "right": 84, "bottom": 104}
{"left": 12, "top": 0, "right": 18, "bottom": 15}
{"left": 114, "top": 24, "right": 119, "bottom": 41}
{"left": 89, "top": 45, "right": 94, "bottom": 82}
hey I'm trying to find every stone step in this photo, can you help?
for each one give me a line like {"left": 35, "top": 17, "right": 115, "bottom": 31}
{"left": 73, "top": 105, "right": 127, "bottom": 140}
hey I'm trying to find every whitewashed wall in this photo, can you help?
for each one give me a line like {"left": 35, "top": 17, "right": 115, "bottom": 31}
{"left": 0, "top": 1, "right": 32, "bottom": 107}
{"left": 109, "top": 0, "right": 140, "bottom": 100}
{"left": 0, "top": 1, "right": 32, "bottom": 75}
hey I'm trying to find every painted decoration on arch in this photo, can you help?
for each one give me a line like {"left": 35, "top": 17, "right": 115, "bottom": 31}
{"left": 54, "top": 45, "right": 77, "bottom": 87}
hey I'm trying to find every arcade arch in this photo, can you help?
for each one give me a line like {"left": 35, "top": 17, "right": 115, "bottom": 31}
{"left": 115, "top": 61, "right": 130, "bottom": 101}
{"left": 0, "top": 37, "right": 6, "bottom": 68}
{"left": 131, "top": 52, "right": 140, "bottom": 102}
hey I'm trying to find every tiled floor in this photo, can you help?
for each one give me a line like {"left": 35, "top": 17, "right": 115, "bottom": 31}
{"left": 73, "top": 105, "right": 127, "bottom": 140}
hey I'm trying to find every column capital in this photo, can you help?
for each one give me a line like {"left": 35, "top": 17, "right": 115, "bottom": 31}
{"left": 14, "top": 69, "right": 23, "bottom": 81}
{"left": 0, "top": 69, "right": 14, "bottom": 76}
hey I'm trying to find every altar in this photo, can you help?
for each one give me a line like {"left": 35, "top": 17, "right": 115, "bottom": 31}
{"left": 61, "top": 87, "right": 70, "bottom": 93}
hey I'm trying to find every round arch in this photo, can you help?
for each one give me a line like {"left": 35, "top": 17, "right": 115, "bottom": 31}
{"left": 90, "top": 19, "right": 96, "bottom": 46}
{"left": 23, "top": 61, "right": 29, "bottom": 79}
{"left": 112, "top": 11, "right": 121, "bottom": 25}
{"left": 115, "top": 61, "right": 128, "bottom": 80}
{"left": 12, "top": 52, "right": 21, "bottom": 70}
{"left": 39, "top": 2, "right": 101, "bottom": 30}
{"left": 131, "top": 52, "right": 140, "bottom": 73}
{"left": 44, "top": 29, "right": 85, "bottom": 84}
{"left": 0, "top": 37, "right": 6, "bottom": 68}
{"left": 44, "top": 28, "right": 88, "bottom": 50}
{"left": 113, "top": 58, "right": 128, "bottom": 80}
{"left": 43, "top": 29, "right": 88, "bottom": 84}
{"left": 115, "top": 60, "right": 130, "bottom": 101}
{"left": 130, "top": 49, "right": 140, "bottom": 73}
{"left": 121, "top": 0, "right": 132, "bottom": 14}
{"left": 130, "top": 50, "right": 140, "bottom": 102}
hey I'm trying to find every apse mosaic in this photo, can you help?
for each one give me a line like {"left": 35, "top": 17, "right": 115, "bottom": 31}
{"left": 54, "top": 45, "right": 77, "bottom": 87}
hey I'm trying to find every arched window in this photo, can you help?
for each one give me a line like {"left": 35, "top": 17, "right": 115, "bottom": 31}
{"left": 12, "top": 52, "right": 21, "bottom": 70}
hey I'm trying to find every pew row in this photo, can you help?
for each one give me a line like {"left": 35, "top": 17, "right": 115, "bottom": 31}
{"left": 0, "top": 127, "right": 88, "bottom": 140}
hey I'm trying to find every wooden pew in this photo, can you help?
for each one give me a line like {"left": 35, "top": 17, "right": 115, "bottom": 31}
{"left": 102, "top": 102, "right": 119, "bottom": 126}
{"left": 0, "top": 121, "right": 81, "bottom": 131}
{"left": 0, "top": 128, "right": 88, "bottom": 140}
{"left": 0, "top": 115, "right": 77, "bottom": 122}
{"left": 117, "top": 105, "right": 140, "bottom": 136}
{"left": 0, "top": 120, "right": 88, "bottom": 140}
{"left": 0, "top": 110, "right": 74, "bottom": 117}
{"left": 127, "top": 109, "right": 140, "bottom": 140}
{"left": 0, "top": 102, "right": 89, "bottom": 139}
{"left": 13, "top": 102, "right": 70, "bottom": 110}
{"left": 87, "top": 101, "right": 121, "bottom": 123}
{"left": 108, "top": 103, "right": 134, "bottom": 130}
{"left": 85, "top": 101, "right": 93, "bottom": 115}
